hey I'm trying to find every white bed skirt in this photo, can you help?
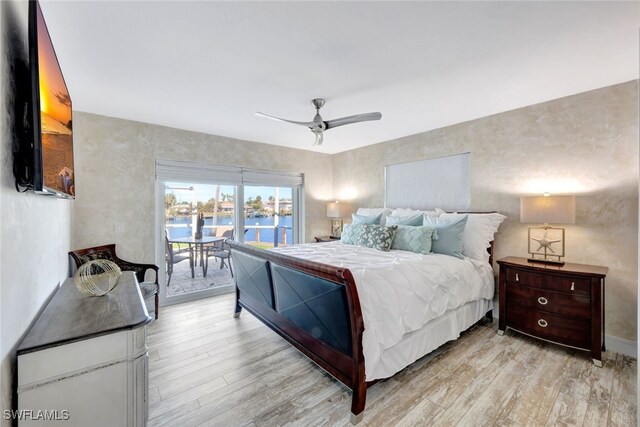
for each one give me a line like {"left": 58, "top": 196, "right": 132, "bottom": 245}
{"left": 368, "top": 298, "right": 493, "bottom": 380}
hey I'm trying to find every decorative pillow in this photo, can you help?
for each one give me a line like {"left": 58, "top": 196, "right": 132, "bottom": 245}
{"left": 423, "top": 214, "right": 468, "bottom": 259}
{"left": 385, "top": 214, "right": 424, "bottom": 226}
{"left": 356, "top": 208, "right": 392, "bottom": 225}
{"left": 391, "top": 225, "right": 437, "bottom": 254}
{"left": 440, "top": 212, "right": 506, "bottom": 263}
{"left": 340, "top": 223, "right": 365, "bottom": 245}
{"left": 356, "top": 208, "right": 392, "bottom": 217}
{"left": 352, "top": 213, "right": 382, "bottom": 225}
{"left": 356, "top": 224, "right": 398, "bottom": 251}
{"left": 391, "top": 208, "right": 440, "bottom": 218}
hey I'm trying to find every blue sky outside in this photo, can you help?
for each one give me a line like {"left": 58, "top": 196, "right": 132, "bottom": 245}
{"left": 165, "top": 182, "right": 291, "bottom": 204}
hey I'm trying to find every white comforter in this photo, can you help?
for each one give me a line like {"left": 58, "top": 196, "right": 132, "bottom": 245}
{"left": 271, "top": 241, "right": 495, "bottom": 378}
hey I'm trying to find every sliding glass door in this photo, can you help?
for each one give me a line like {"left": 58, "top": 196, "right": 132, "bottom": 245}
{"left": 163, "top": 182, "right": 237, "bottom": 302}
{"left": 156, "top": 160, "right": 304, "bottom": 306}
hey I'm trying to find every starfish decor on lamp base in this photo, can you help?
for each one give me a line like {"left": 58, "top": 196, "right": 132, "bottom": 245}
{"left": 527, "top": 225, "right": 566, "bottom": 265}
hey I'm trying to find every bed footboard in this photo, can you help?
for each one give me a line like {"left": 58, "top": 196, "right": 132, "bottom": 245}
{"left": 228, "top": 241, "right": 366, "bottom": 423}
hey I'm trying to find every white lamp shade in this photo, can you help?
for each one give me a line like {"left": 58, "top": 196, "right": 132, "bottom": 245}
{"left": 520, "top": 195, "right": 576, "bottom": 224}
{"left": 326, "top": 201, "right": 342, "bottom": 218}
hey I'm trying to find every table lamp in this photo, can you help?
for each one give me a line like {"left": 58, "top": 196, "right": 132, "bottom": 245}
{"left": 327, "top": 201, "right": 343, "bottom": 237}
{"left": 520, "top": 194, "right": 575, "bottom": 265}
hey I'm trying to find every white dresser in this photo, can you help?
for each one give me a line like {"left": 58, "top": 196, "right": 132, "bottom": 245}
{"left": 17, "top": 272, "right": 152, "bottom": 426}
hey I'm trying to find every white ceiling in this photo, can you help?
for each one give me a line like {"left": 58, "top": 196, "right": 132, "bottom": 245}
{"left": 41, "top": 1, "right": 639, "bottom": 154}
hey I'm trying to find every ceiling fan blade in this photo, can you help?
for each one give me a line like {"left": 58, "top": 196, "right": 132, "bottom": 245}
{"left": 312, "top": 131, "right": 324, "bottom": 146}
{"left": 255, "top": 112, "right": 316, "bottom": 128}
{"left": 324, "top": 112, "right": 382, "bottom": 130}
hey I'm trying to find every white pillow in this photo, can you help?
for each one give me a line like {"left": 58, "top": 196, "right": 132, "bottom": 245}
{"left": 357, "top": 208, "right": 392, "bottom": 225}
{"left": 440, "top": 212, "right": 506, "bottom": 263}
{"left": 390, "top": 208, "right": 440, "bottom": 218}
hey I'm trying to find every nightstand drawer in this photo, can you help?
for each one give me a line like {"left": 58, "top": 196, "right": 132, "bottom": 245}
{"left": 506, "top": 304, "right": 590, "bottom": 349}
{"left": 506, "top": 268, "right": 543, "bottom": 287}
{"left": 544, "top": 275, "right": 590, "bottom": 295}
{"left": 506, "top": 286, "right": 590, "bottom": 319}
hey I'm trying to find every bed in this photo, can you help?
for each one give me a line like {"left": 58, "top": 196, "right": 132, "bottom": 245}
{"left": 228, "top": 210, "right": 503, "bottom": 424}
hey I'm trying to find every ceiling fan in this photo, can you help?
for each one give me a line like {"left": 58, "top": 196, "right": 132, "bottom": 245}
{"left": 255, "top": 99, "right": 382, "bottom": 146}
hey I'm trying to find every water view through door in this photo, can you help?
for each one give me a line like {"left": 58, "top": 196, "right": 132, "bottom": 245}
{"left": 164, "top": 182, "right": 295, "bottom": 300}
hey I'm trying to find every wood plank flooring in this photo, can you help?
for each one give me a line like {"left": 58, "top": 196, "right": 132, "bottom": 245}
{"left": 147, "top": 294, "right": 637, "bottom": 426}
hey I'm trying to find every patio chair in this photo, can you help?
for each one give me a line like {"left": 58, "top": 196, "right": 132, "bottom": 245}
{"left": 165, "top": 234, "right": 194, "bottom": 287}
{"left": 204, "top": 229, "right": 234, "bottom": 277}
{"left": 69, "top": 244, "right": 160, "bottom": 319}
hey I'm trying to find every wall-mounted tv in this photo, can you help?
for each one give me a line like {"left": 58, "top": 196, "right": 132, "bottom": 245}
{"left": 17, "top": 0, "right": 75, "bottom": 198}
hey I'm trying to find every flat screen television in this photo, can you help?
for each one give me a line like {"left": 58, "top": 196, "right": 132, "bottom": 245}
{"left": 23, "top": 0, "right": 75, "bottom": 198}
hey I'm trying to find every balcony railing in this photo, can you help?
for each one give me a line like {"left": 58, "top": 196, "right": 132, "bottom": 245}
{"left": 165, "top": 223, "right": 292, "bottom": 247}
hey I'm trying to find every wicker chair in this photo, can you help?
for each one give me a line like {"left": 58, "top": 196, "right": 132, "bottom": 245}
{"left": 69, "top": 244, "right": 159, "bottom": 319}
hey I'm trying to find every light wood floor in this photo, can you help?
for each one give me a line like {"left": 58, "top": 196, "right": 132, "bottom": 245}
{"left": 147, "top": 294, "right": 637, "bottom": 426}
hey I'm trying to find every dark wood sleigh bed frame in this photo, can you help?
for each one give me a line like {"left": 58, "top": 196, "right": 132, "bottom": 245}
{"left": 227, "top": 239, "right": 494, "bottom": 424}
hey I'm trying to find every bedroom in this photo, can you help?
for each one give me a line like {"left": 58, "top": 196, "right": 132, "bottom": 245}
{"left": 0, "top": 1, "right": 637, "bottom": 426}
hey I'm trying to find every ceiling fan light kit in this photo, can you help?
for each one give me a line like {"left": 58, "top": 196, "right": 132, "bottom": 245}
{"left": 256, "top": 98, "right": 382, "bottom": 146}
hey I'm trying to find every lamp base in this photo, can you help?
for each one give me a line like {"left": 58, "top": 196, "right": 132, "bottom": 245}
{"left": 330, "top": 219, "right": 343, "bottom": 238}
{"left": 527, "top": 257, "right": 565, "bottom": 266}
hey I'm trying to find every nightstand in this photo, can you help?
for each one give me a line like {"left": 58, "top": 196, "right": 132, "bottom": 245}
{"left": 314, "top": 236, "right": 340, "bottom": 243}
{"left": 497, "top": 256, "right": 608, "bottom": 366}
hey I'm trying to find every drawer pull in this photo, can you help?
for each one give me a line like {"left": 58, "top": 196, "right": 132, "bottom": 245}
{"left": 537, "top": 297, "right": 548, "bottom": 305}
{"left": 515, "top": 273, "right": 519, "bottom": 282}
{"left": 571, "top": 282, "right": 575, "bottom": 291}
{"left": 538, "top": 319, "right": 548, "bottom": 328}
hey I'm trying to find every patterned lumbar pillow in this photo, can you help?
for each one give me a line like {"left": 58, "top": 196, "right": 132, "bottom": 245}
{"left": 356, "top": 224, "right": 398, "bottom": 251}
{"left": 391, "top": 225, "right": 438, "bottom": 254}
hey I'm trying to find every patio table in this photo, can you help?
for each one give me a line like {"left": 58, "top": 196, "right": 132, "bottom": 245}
{"left": 167, "top": 236, "right": 225, "bottom": 275}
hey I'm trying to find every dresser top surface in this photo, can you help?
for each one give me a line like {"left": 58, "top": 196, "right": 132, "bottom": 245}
{"left": 18, "top": 272, "right": 152, "bottom": 355}
{"left": 497, "top": 256, "right": 608, "bottom": 277}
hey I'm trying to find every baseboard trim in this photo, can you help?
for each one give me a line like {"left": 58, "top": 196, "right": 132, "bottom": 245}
{"left": 605, "top": 335, "right": 637, "bottom": 358}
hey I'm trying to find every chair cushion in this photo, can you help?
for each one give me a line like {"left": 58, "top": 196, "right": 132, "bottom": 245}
{"left": 139, "top": 282, "right": 158, "bottom": 300}
{"left": 210, "top": 249, "right": 230, "bottom": 258}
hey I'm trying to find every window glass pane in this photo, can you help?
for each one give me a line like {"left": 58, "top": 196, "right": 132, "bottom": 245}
{"left": 244, "top": 186, "right": 293, "bottom": 248}
{"left": 164, "top": 182, "right": 236, "bottom": 299}
{"left": 165, "top": 182, "right": 236, "bottom": 239}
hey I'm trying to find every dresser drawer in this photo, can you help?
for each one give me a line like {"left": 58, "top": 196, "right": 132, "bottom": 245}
{"left": 506, "top": 286, "right": 590, "bottom": 319}
{"left": 506, "top": 304, "right": 590, "bottom": 349}
{"left": 544, "top": 275, "right": 591, "bottom": 295}
{"left": 506, "top": 268, "right": 543, "bottom": 288}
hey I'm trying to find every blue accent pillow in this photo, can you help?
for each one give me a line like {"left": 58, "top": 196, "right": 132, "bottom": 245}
{"left": 391, "top": 225, "right": 437, "bottom": 254}
{"left": 423, "top": 215, "right": 468, "bottom": 259}
{"left": 352, "top": 213, "right": 382, "bottom": 225}
{"left": 340, "top": 224, "right": 364, "bottom": 245}
{"left": 356, "top": 224, "right": 398, "bottom": 251}
{"left": 384, "top": 214, "right": 424, "bottom": 226}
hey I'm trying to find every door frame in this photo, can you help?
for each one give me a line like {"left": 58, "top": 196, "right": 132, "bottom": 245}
{"left": 155, "top": 181, "right": 304, "bottom": 308}
{"left": 155, "top": 180, "right": 235, "bottom": 307}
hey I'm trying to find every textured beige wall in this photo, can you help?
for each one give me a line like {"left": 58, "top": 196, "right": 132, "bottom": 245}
{"left": 333, "top": 81, "right": 639, "bottom": 341}
{"left": 1, "top": 0, "right": 73, "bottom": 421}
{"left": 74, "top": 83, "right": 638, "bottom": 341}
{"left": 72, "top": 112, "right": 333, "bottom": 264}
